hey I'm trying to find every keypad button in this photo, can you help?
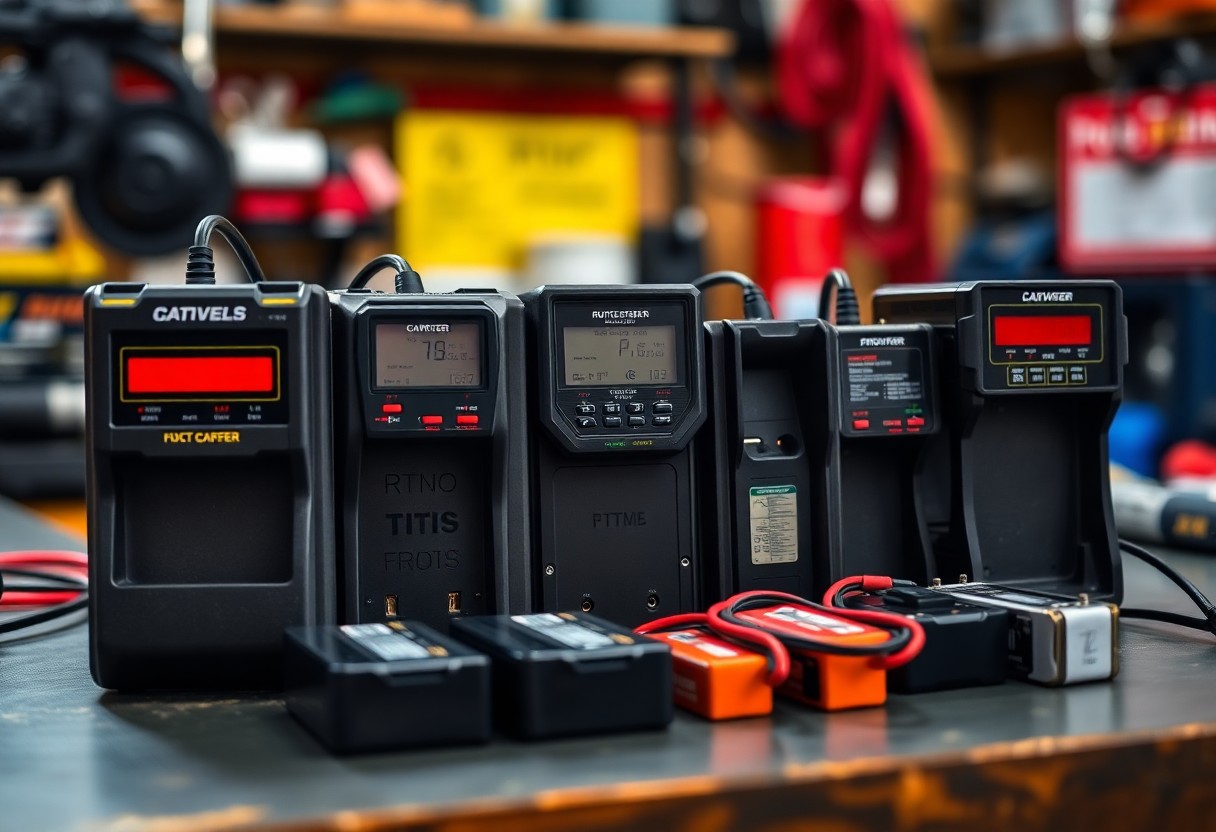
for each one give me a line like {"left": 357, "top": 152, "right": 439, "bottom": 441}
{"left": 604, "top": 416, "right": 623, "bottom": 427}
{"left": 1028, "top": 366, "right": 1047, "bottom": 385}
{"left": 602, "top": 403, "right": 622, "bottom": 415}
{"left": 1069, "top": 366, "right": 1086, "bottom": 385}
{"left": 628, "top": 416, "right": 645, "bottom": 427}
{"left": 1008, "top": 366, "right": 1027, "bottom": 386}
{"left": 652, "top": 415, "right": 673, "bottom": 426}
{"left": 1048, "top": 367, "right": 1067, "bottom": 385}
{"left": 652, "top": 401, "right": 673, "bottom": 414}
{"left": 626, "top": 402, "right": 645, "bottom": 414}
{"left": 576, "top": 416, "right": 597, "bottom": 428}
{"left": 576, "top": 403, "right": 596, "bottom": 415}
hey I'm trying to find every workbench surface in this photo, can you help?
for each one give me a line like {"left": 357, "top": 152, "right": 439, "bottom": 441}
{"left": 3, "top": 496, "right": 1216, "bottom": 832}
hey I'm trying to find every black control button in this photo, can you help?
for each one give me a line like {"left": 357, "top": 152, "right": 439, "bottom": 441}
{"left": 626, "top": 402, "right": 645, "bottom": 414}
{"left": 652, "top": 415, "right": 673, "bottom": 426}
{"left": 628, "top": 416, "right": 645, "bottom": 427}
{"left": 576, "top": 403, "right": 596, "bottom": 415}
{"left": 604, "top": 416, "right": 623, "bottom": 427}
{"left": 1069, "top": 366, "right": 1086, "bottom": 385}
{"left": 576, "top": 416, "right": 597, "bottom": 428}
{"left": 1048, "top": 368, "right": 1067, "bottom": 385}
{"left": 602, "top": 403, "right": 621, "bottom": 415}
{"left": 1008, "top": 366, "right": 1027, "bottom": 386}
{"left": 1028, "top": 366, "right": 1047, "bottom": 385}
{"left": 652, "top": 401, "right": 673, "bottom": 414}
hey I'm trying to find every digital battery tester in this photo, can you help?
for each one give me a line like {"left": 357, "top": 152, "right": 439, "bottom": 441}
{"left": 523, "top": 285, "right": 706, "bottom": 627}
{"left": 330, "top": 288, "right": 529, "bottom": 631}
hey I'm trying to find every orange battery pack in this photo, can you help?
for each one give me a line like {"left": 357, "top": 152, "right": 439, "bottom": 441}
{"left": 737, "top": 605, "right": 888, "bottom": 711}
{"left": 648, "top": 630, "right": 773, "bottom": 720}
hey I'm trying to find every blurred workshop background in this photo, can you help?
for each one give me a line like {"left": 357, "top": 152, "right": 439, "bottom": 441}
{"left": 3, "top": 0, "right": 1216, "bottom": 534}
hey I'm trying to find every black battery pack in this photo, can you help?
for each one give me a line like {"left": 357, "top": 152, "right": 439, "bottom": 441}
{"left": 450, "top": 612, "right": 673, "bottom": 740}
{"left": 284, "top": 620, "right": 491, "bottom": 754}
{"left": 845, "top": 586, "right": 1008, "bottom": 693}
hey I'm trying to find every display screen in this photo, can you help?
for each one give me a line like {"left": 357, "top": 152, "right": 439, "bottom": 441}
{"left": 562, "top": 324, "right": 677, "bottom": 386}
{"left": 122, "top": 349, "right": 278, "bottom": 399}
{"left": 993, "top": 315, "right": 1092, "bottom": 347}
{"left": 375, "top": 322, "right": 481, "bottom": 388}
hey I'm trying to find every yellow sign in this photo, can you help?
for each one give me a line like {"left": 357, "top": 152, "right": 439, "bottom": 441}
{"left": 397, "top": 111, "right": 638, "bottom": 271}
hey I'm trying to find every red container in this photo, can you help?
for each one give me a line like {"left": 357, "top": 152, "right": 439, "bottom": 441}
{"left": 756, "top": 177, "right": 846, "bottom": 319}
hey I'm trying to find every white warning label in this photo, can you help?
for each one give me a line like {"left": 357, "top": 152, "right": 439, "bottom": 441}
{"left": 749, "top": 484, "right": 798, "bottom": 565}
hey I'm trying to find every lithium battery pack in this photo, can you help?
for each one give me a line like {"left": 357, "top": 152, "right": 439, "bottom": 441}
{"left": 931, "top": 582, "right": 1119, "bottom": 686}
{"left": 844, "top": 586, "right": 1008, "bottom": 693}
{"left": 283, "top": 621, "right": 491, "bottom": 754}
{"left": 737, "top": 605, "right": 888, "bottom": 710}
{"left": 450, "top": 612, "right": 673, "bottom": 739}
{"left": 647, "top": 629, "right": 772, "bottom": 720}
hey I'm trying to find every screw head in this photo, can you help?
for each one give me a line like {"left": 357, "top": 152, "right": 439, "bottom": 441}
{"left": 545, "top": 564, "right": 555, "bottom": 576}
{"left": 364, "top": 597, "right": 373, "bottom": 605}
{"left": 680, "top": 558, "right": 690, "bottom": 567}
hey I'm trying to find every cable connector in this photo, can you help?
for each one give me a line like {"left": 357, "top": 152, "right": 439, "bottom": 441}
{"left": 692, "top": 270, "right": 774, "bottom": 320}
{"left": 394, "top": 266, "right": 424, "bottom": 294}
{"left": 818, "top": 268, "right": 860, "bottom": 325}
{"left": 190, "top": 215, "right": 266, "bottom": 284}
{"left": 184, "top": 245, "right": 216, "bottom": 285}
{"left": 349, "top": 253, "right": 426, "bottom": 294}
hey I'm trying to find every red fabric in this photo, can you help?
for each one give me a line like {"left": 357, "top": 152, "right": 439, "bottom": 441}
{"left": 776, "top": 0, "right": 937, "bottom": 282}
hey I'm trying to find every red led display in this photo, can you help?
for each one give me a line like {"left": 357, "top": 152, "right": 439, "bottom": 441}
{"left": 126, "top": 355, "right": 275, "bottom": 395}
{"left": 993, "top": 315, "right": 1092, "bottom": 347}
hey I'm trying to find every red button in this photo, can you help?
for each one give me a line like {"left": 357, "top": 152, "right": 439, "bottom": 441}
{"left": 382, "top": 403, "right": 403, "bottom": 413}
{"left": 853, "top": 419, "right": 870, "bottom": 430}
{"left": 456, "top": 414, "right": 479, "bottom": 426}
{"left": 420, "top": 415, "right": 443, "bottom": 425}
{"left": 907, "top": 416, "right": 925, "bottom": 427}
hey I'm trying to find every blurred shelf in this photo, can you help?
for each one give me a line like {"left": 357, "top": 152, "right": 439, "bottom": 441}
{"left": 135, "top": 2, "right": 734, "bottom": 61}
{"left": 929, "top": 14, "right": 1216, "bottom": 78}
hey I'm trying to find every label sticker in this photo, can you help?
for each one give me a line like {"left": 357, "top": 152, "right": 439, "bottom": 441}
{"left": 763, "top": 606, "right": 864, "bottom": 635}
{"left": 668, "top": 631, "right": 739, "bottom": 658}
{"left": 750, "top": 485, "right": 798, "bottom": 565}
{"left": 511, "top": 613, "right": 616, "bottom": 650}
{"left": 340, "top": 623, "right": 432, "bottom": 661}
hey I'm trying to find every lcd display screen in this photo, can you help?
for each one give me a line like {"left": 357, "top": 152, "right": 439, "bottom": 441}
{"left": 375, "top": 322, "right": 481, "bottom": 388}
{"left": 123, "top": 351, "right": 277, "bottom": 398}
{"left": 562, "top": 325, "right": 677, "bottom": 386}
{"left": 993, "top": 315, "right": 1092, "bottom": 347}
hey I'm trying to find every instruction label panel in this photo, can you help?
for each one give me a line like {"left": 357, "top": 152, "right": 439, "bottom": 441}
{"left": 749, "top": 485, "right": 798, "bottom": 565}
